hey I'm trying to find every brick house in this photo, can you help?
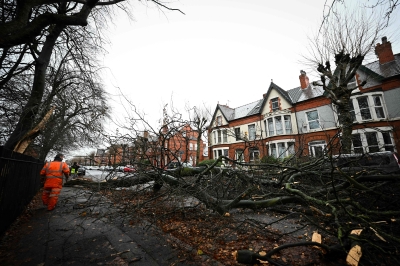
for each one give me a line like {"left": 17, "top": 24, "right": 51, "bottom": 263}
{"left": 208, "top": 37, "right": 400, "bottom": 162}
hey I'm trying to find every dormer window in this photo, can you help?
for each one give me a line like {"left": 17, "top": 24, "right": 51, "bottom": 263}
{"left": 271, "top": 97, "right": 279, "bottom": 111}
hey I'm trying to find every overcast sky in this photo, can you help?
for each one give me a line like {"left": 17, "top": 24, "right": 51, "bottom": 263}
{"left": 101, "top": 0, "right": 400, "bottom": 131}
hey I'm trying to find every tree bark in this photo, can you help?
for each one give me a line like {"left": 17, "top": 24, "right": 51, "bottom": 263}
{"left": 4, "top": 25, "right": 65, "bottom": 150}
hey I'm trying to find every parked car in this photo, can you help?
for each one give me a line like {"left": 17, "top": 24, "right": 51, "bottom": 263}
{"left": 77, "top": 166, "right": 86, "bottom": 176}
{"left": 336, "top": 151, "right": 400, "bottom": 174}
{"left": 165, "top": 162, "right": 193, "bottom": 169}
{"left": 123, "top": 165, "right": 136, "bottom": 172}
{"left": 116, "top": 166, "right": 125, "bottom": 172}
{"left": 181, "top": 162, "right": 193, "bottom": 168}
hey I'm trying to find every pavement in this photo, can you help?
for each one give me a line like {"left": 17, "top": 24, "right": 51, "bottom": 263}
{"left": 1, "top": 185, "right": 208, "bottom": 266}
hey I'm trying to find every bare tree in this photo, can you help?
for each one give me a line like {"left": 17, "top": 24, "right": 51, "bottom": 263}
{"left": 0, "top": 1, "right": 183, "bottom": 152}
{"left": 305, "top": 7, "right": 387, "bottom": 153}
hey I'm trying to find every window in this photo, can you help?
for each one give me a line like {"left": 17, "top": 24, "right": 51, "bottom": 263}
{"left": 382, "top": 132, "right": 394, "bottom": 151}
{"left": 352, "top": 134, "right": 363, "bottom": 154}
{"left": 342, "top": 93, "right": 387, "bottom": 123}
{"left": 248, "top": 124, "right": 256, "bottom": 140}
{"left": 309, "top": 141, "right": 326, "bottom": 157}
{"left": 284, "top": 115, "right": 292, "bottom": 134}
{"left": 271, "top": 97, "right": 279, "bottom": 111}
{"left": 365, "top": 132, "right": 379, "bottom": 153}
{"left": 235, "top": 149, "right": 244, "bottom": 162}
{"left": 213, "top": 131, "right": 217, "bottom": 144}
{"left": 269, "top": 143, "right": 277, "bottom": 158}
{"left": 277, "top": 143, "right": 286, "bottom": 158}
{"left": 214, "top": 148, "right": 228, "bottom": 158}
{"left": 372, "top": 95, "right": 385, "bottom": 119}
{"left": 189, "top": 143, "right": 193, "bottom": 150}
{"left": 235, "top": 128, "right": 241, "bottom": 140}
{"left": 217, "top": 130, "right": 221, "bottom": 143}
{"left": 268, "top": 140, "right": 295, "bottom": 158}
{"left": 266, "top": 115, "right": 293, "bottom": 136}
{"left": 357, "top": 97, "right": 372, "bottom": 120}
{"left": 249, "top": 148, "right": 260, "bottom": 162}
{"left": 351, "top": 129, "right": 395, "bottom": 154}
{"left": 222, "top": 129, "right": 227, "bottom": 143}
{"left": 216, "top": 116, "right": 222, "bottom": 126}
{"left": 275, "top": 116, "right": 283, "bottom": 134}
{"left": 268, "top": 118, "right": 274, "bottom": 136}
{"left": 306, "top": 110, "right": 320, "bottom": 130}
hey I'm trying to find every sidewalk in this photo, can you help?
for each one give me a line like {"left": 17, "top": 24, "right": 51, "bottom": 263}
{"left": 1, "top": 186, "right": 201, "bottom": 266}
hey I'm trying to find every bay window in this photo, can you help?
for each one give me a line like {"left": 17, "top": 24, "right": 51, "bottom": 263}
{"left": 266, "top": 115, "right": 293, "bottom": 136}
{"left": 351, "top": 128, "right": 395, "bottom": 153}
{"left": 268, "top": 140, "right": 295, "bottom": 159}
{"left": 212, "top": 129, "right": 228, "bottom": 145}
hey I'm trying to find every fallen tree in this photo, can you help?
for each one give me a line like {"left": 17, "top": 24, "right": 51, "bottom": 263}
{"left": 67, "top": 154, "right": 400, "bottom": 265}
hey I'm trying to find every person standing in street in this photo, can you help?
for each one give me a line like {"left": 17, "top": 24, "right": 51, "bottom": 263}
{"left": 40, "top": 153, "right": 70, "bottom": 211}
{"left": 70, "top": 162, "right": 80, "bottom": 179}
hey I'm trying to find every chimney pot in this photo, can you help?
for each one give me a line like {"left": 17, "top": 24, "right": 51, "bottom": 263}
{"left": 375, "top": 36, "right": 394, "bottom": 64}
{"left": 299, "top": 70, "right": 309, "bottom": 89}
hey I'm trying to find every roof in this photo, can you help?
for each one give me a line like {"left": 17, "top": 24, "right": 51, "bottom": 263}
{"left": 218, "top": 100, "right": 263, "bottom": 122}
{"left": 211, "top": 53, "right": 399, "bottom": 126}
{"left": 363, "top": 53, "right": 400, "bottom": 79}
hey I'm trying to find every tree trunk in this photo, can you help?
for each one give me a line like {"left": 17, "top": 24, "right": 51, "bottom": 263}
{"left": 337, "top": 98, "right": 354, "bottom": 154}
{"left": 4, "top": 25, "right": 65, "bottom": 150}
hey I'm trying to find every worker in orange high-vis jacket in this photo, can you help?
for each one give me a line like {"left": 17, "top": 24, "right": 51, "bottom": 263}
{"left": 40, "top": 153, "right": 70, "bottom": 211}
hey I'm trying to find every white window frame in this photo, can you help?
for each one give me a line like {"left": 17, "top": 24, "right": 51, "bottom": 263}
{"left": 306, "top": 110, "right": 320, "bottom": 130}
{"left": 212, "top": 129, "right": 228, "bottom": 145}
{"left": 266, "top": 115, "right": 293, "bottom": 137}
{"left": 308, "top": 140, "right": 327, "bottom": 157}
{"left": 267, "top": 139, "right": 295, "bottom": 159}
{"left": 345, "top": 93, "right": 387, "bottom": 123}
{"left": 235, "top": 149, "right": 244, "bottom": 162}
{"left": 351, "top": 127, "right": 396, "bottom": 153}
{"left": 249, "top": 148, "right": 260, "bottom": 162}
{"left": 213, "top": 147, "right": 229, "bottom": 163}
{"left": 271, "top": 97, "right": 279, "bottom": 111}
{"left": 248, "top": 124, "right": 256, "bottom": 140}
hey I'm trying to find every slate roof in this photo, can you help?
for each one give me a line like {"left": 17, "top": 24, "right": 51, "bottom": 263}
{"left": 363, "top": 53, "right": 400, "bottom": 78}
{"left": 218, "top": 99, "right": 263, "bottom": 122}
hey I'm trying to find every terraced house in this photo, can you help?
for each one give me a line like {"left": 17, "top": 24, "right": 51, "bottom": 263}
{"left": 208, "top": 37, "right": 400, "bottom": 163}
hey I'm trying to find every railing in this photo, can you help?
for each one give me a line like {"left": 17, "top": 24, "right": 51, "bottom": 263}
{"left": 0, "top": 146, "right": 44, "bottom": 236}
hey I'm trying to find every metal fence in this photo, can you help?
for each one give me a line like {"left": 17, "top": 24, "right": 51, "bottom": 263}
{"left": 0, "top": 146, "right": 44, "bottom": 236}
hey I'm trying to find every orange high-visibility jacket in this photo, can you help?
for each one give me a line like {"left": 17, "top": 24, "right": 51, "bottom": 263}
{"left": 41, "top": 161, "right": 70, "bottom": 187}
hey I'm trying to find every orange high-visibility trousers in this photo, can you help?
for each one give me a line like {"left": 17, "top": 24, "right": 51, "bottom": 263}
{"left": 42, "top": 181, "right": 63, "bottom": 210}
{"left": 40, "top": 161, "right": 69, "bottom": 211}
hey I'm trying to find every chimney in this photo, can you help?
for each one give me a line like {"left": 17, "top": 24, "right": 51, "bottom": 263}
{"left": 299, "top": 70, "right": 309, "bottom": 89}
{"left": 143, "top": 130, "right": 149, "bottom": 140}
{"left": 375, "top": 36, "right": 395, "bottom": 64}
